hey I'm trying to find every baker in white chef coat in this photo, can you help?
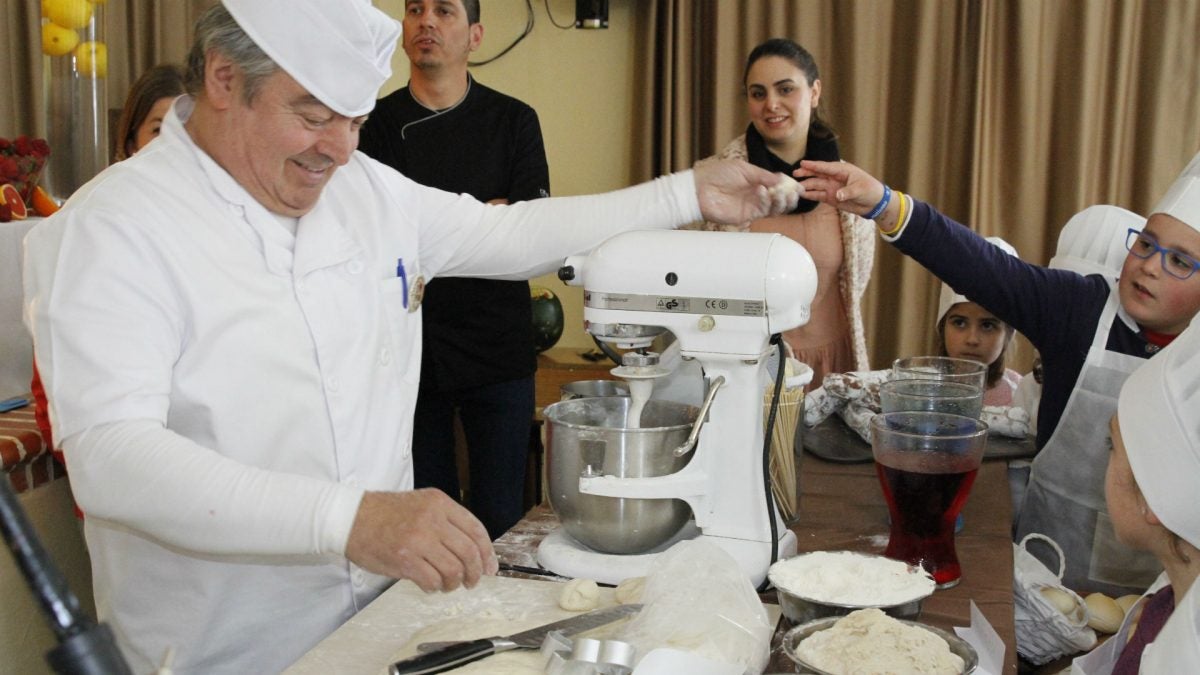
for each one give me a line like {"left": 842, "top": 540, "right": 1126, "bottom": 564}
{"left": 1071, "top": 321, "right": 1200, "bottom": 674}
{"left": 20, "top": 1, "right": 802, "bottom": 672}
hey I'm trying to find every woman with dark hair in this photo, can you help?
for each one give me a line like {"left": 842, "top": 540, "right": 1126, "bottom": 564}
{"left": 688, "top": 38, "right": 874, "bottom": 388}
{"left": 113, "top": 64, "right": 186, "bottom": 161}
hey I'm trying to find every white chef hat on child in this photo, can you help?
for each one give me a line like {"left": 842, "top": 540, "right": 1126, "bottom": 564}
{"left": 222, "top": 0, "right": 400, "bottom": 118}
{"left": 1140, "top": 582, "right": 1200, "bottom": 671}
{"left": 1048, "top": 206, "right": 1146, "bottom": 276}
{"left": 1150, "top": 150, "right": 1200, "bottom": 233}
{"left": 937, "top": 237, "right": 1019, "bottom": 322}
{"left": 1117, "top": 322, "right": 1200, "bottom": 550}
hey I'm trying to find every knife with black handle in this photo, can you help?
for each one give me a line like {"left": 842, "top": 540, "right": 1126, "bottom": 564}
{"left": 388, "top": 603, "right": 640, "bottom": 675}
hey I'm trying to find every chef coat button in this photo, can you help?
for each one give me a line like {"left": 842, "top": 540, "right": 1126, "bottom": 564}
{"left": 352, "top": 569, "right": 365, "bottom": 586}
{"left": 327, "top": 376, "right": 340, "bottom": 392}
{"left": 347, "top": 260, "right": 364, "bottom": 275}
{"left": 380, "top": 348, "right": 391, "bottom": 366}
{"left": 296, "top": 279, "right": 307, "bottom": 292}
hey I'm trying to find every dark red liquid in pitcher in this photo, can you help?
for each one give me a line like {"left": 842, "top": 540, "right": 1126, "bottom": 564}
{"left": 875, "top": 461, "right": 979, "bottom": 587}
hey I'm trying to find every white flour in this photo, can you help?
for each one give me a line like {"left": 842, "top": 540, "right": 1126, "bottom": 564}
{"left": 769, "top": 551, "right": 934, "bottom": 606}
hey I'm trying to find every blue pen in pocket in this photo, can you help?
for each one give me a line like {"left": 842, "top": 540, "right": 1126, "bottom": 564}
{"left": 397, "top": 258, "right": 409, "bottom": 309}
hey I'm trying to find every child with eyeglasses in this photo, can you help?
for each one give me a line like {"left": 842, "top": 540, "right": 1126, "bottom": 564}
{"left": 796, "top": 150, "right": 1200, "bottom": 597}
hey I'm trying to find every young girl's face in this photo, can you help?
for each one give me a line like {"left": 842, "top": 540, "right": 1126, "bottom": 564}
{"left": 943, "top": 302, "right": 1008, "bottom": 367}
{"left": 1118, "top": 213, "right": 1200, "bottom": 335}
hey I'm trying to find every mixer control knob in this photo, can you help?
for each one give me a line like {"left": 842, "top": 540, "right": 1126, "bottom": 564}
{"left": 557, "top": 265, "right": 576, "bottom": 282}
{"left": 698, "top": 315, "right": 716, "bottom": 332}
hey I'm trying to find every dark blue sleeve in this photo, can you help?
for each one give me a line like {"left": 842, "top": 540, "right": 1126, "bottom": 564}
{"left": 892, "top": 199, "right": 1110, "bottom": 355}
{"left": 892, "top": 199, "right": 1128, "bottom": 447}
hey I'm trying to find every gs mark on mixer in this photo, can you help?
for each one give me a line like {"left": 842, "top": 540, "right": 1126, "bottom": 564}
{"left": 656, "top": 298, "right": 687, "bottom": 312}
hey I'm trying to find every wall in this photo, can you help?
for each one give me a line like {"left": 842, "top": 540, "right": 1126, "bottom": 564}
{"left": 374, "top": 0, "right": 637, "bottom": 351}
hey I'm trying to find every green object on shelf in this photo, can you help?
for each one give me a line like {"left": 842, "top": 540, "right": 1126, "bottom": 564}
{"left": 530, "top": 286, "right": 564, "bottom": 353}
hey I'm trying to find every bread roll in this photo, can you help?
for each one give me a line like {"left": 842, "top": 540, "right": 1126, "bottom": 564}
{"left": 1085, "top": 593, "right": 1124, "bottom": 633}
{"left": 1040, "top": 587, "right": 1078, "bottom": 615}
{"left": 1115, "top": 594, "right": 1142, "bottom": 614}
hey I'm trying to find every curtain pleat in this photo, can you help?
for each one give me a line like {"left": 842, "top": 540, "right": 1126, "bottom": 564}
{"left": 634, "top": 0, "right": 1200, "bottom": 370}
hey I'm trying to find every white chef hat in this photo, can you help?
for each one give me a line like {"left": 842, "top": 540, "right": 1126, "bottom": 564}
{"left": 937, "top": 237, "right": 1019, "bottom": 322}
{"left": 222, "top": 0, "right": 400, "bottom": 118}
{"left": 1150, "top": 150, "right": 1200, "bottom": 233}
{"left": 1140, "top": 581, "right": 1200, "bottom": 671}
{"left": 1048, "top": 205, "right": 1146, "bottom": 276}
{"left": 1117, "top": 321, "right": 1200, "bottom": 550}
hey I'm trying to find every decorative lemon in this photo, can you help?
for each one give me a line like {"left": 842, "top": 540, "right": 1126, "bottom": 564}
{"left": 41, "top": 21, "right": 79, "bottom": 57}
{"left": 74, "top": 41, "right": 108, "bottom": 78}
{"left": 43, "top": 0, "right": 94, "bottom": 30}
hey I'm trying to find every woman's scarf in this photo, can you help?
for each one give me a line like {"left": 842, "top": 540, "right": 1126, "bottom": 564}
{"left": 744, "top": 123, "right": 839, "bottom": 214}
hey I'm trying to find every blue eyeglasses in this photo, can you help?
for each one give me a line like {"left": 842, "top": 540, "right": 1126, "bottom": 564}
{"left": 1125, "top": 228, "right": 1200, "bottom": 280}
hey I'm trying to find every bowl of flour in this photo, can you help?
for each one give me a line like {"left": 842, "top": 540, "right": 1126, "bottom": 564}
{"left": 767, "top": 550, "right": 935, "bottom": 624}
{"left": 781, "top": 608, "right": 977, "bottom": 675}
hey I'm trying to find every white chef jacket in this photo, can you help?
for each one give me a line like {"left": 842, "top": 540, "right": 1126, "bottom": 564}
{"left": 22, "top": 96, "right": 700, "bottom": 674}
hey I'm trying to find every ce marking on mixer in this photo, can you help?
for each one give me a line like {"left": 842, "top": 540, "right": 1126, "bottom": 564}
{"left": 703, "top": 299, "right": 729, "bottom": 311}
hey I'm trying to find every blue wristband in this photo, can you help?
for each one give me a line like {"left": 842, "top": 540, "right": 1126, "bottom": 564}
{"left": 864, "top": 184, "right": 892, "bottom": 220}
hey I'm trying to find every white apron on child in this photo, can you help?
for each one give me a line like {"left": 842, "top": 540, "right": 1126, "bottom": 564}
{"left": 1069, "top": 573, "right": 1168, "bottom": 674}
{"left": 1016, "top": 283, "right": 1161, "bottom": 594}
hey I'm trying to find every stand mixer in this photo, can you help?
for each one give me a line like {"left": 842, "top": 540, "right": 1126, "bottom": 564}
{"left": 539, "top": 229, "right": 818, "bottom": 587}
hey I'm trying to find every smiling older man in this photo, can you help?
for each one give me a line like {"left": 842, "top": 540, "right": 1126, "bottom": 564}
{"left": 21, "top": 1, "right": 800, "bottom": 672}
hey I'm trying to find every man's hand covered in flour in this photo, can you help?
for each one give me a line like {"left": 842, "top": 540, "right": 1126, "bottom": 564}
{"left": 345, "top": 490, "right": 498, "bottom": 593}
{"left": 694, "top": 159, "right": 804, "bottom": 224}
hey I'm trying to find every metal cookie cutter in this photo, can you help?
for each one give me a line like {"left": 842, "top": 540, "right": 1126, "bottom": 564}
{"left": 541, "top": 630, "right": 636, "bottom": 675}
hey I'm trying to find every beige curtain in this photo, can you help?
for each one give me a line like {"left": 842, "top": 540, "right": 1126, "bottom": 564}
{"left": 634, "top": 0, "right": 1200, "bottom": 371}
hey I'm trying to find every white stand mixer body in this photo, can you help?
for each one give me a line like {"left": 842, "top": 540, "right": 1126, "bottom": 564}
{"left": 547, "top": 230, "right": 818, "bottom": 586}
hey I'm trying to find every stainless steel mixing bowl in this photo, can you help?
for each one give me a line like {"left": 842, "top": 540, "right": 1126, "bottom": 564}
{"left": 544, "top": 397, "right": 699, "bottom": 554}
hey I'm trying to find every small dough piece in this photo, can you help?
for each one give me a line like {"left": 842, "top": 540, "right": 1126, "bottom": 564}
{"left": 558, "top": 578, "right": 601, "bottom": 611}
{"left": 1085, "top": 593, "right": 1123, "bottom": 633}
{"left": 614, "top": 577, "right": 646, "bottom": 605}
{"left": 768, "top": 173, "right": 804, "bottom": 201}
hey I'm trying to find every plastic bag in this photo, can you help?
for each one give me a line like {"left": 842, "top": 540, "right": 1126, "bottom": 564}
{"left": 981, "top": 405, "right": 1031, "bottom": 438}
{"left": 614, "top": 540, "right": 772, "bottom": 674}
{"left": 1013, "top": 533, "right": 1097, "bottom": 664}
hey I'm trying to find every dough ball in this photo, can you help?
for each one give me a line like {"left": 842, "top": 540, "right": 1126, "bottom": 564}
{"left": 768, "top": 174, "right": 804, "bottom": 201}
{"left": 558, "top": 578, "right": 600, "bottom": 612}
{"left": 1115, "top": 594, "right": 1142, "bottom": 614}
{"left": 614, "top": 577, "right": 646, "bottom": 605}
{"left": 1039, "top": 587, "right": 1078, "bottom": 616}
{"left": 1085, "top": 593, "right": 1123, "bottom": 633}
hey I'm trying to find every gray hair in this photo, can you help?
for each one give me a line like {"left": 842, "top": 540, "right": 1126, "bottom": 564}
{"left": 184, "top": 5, "right": 280, "bottom": 106}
